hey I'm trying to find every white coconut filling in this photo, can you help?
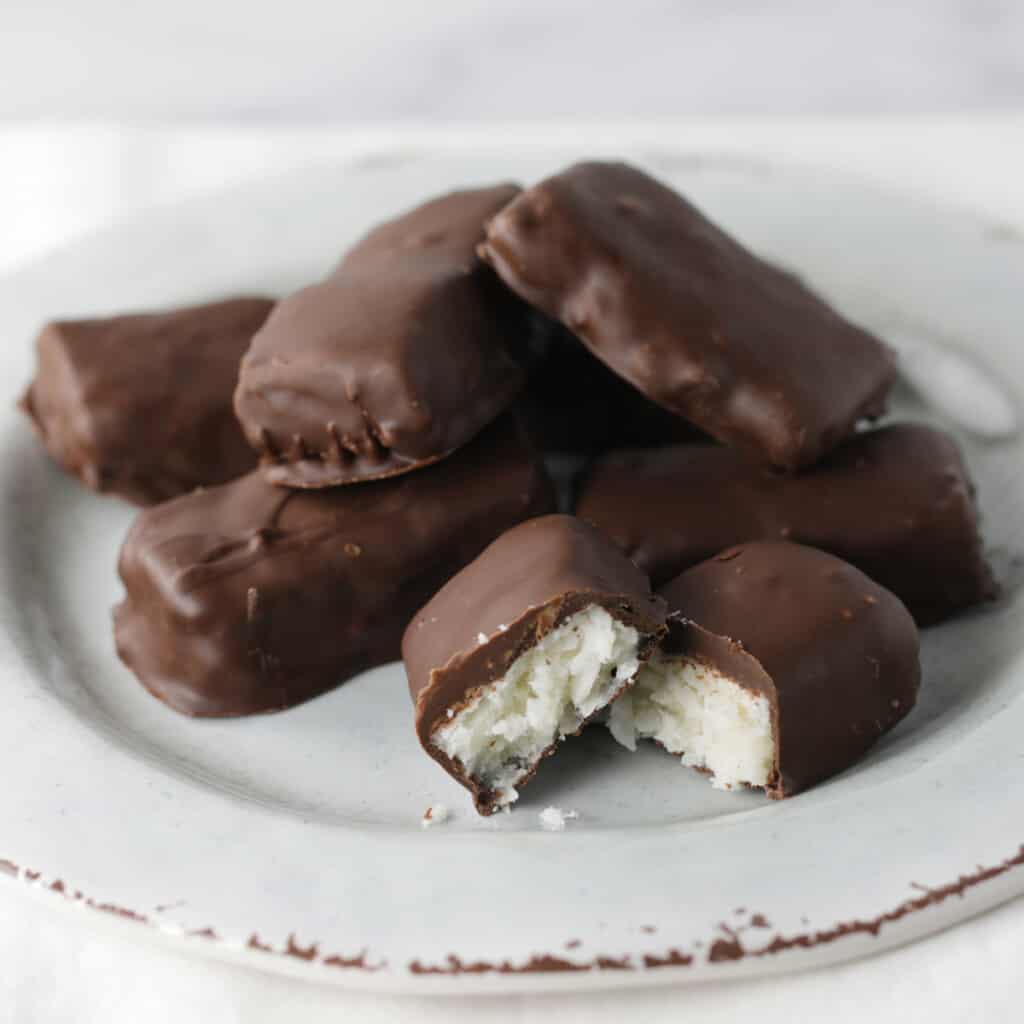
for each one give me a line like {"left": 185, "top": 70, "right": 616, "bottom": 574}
{"left": 432, "top": 605, "right": 641, "bottom": 808}
{"left": 607, "top": 651, "right": 774, "bottom": 790}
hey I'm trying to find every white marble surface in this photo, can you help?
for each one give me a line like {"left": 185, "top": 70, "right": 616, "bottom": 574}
{"left": 3, "top": 116, "right": 1024, "bottom": 276}
{"left": 2, "top": 0, "right": 1024, "bottom": 120}
{"left": 0, "top": 116, "right": 1022, "bottom": 1023}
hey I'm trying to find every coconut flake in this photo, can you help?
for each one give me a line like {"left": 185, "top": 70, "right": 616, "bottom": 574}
{"left": 539, "top": 806, "right": 579, "bottom": 831}
{"left": 421, "top": 804, "right": 450, "bottom": 828}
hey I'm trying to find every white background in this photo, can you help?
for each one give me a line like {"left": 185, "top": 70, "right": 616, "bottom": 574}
{"left": 2, "top": 0, "right": 1023, "bottom": 121}
{"left": 1, "top": 3, "right": 1023, "bottom": 1022}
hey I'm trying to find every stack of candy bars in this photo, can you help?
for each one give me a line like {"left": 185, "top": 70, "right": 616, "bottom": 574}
{"left": 21, "top": 161, "right": 995, "bottom": 815}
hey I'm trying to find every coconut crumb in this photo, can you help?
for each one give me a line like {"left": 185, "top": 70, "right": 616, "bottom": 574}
{"left": 421, "top": 804, "right": 450, "bottom": 828}
{"left": 539, "top": 806, "right": 579, "bottom": 831}
{"left": 477, "top": 632, "right": 488, "bottom": 645}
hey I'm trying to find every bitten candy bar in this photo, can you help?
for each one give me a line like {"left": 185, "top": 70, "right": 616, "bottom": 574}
{"left": 576, "top": 423, "right": 996, "bottom": 625}
{"left": 608, "top": 542, "right": 921, "bottom": 798}
{"left": 481, "top": 161, "right": 896, "bottom": 470}
{"left": 20, "top": 297, "right": 273, "bottom": 505}
{"left": 404, "top": 515, "right": 667, "bottom": 815}
{"left": 114, "top": 416, "right": 553, "bottom": 717}
{"left": 235, "top": 185, "right": 530, "bottom": 488}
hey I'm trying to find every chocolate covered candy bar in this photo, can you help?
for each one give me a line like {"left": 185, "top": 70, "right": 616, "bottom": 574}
{"left": 235, "top": 186, "right": 530, "bottom": 488}
{"left": 576, "top": 423, "right": 995, "bottom": 625}
{"left": 20, "top": 297, "right": 273, "bottom": 505}
{"left": 480, "top": 161, "right": 896, "bottom": 470}
{"left": 608, "top": 542, "right": 920, "bottom": 797}
{"left": 114, "top": 416, "right": 553, "bottom": 717}
{"left": 404, "top": 515, "right": 667, "bottom": 814}
{"left": 522, "top": 326, "right": 704, "bottom": 453}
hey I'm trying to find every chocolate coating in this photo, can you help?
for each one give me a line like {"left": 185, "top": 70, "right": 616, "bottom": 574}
{"left": 235, "top": 185, "right": 529, "bottom": 488}
{"left": 114, "top": 415, "right": 554, "bottom": 717}
{"left": 404, "top": 514, "right": 667, "bottom": 813}
{"left": 20, "top": 297, "right": 273, "bottom": 505}
{"left": 521, "top": 325, "right": 705, "bottom": 453}
{"left": 577, "top": 423, "right": 995, "bottom": 626}
{"left": 660, "top": 542, "right": 920, "bottom": 797}
{"left": 481, "top": 161, "right": 896, "bottom": 470}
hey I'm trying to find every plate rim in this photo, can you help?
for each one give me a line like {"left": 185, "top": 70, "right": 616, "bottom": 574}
{"left": 1, "top": 140, "right": 1023, "bottom": 993}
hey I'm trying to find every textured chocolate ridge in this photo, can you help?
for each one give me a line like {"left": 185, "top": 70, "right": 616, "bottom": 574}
{"left": 235, "top": 185, "right": 530, "bottom": 488}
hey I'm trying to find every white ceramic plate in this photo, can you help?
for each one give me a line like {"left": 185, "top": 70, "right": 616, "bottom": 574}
{"left": 1, "top": 145, "right": 1022, "bottom": 995}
